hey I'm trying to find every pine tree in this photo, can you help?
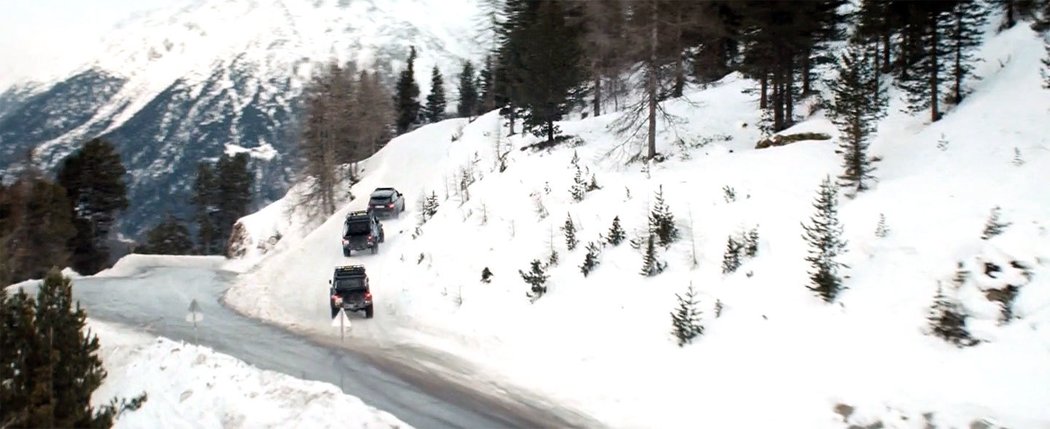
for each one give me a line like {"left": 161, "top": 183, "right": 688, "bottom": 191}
{"left": 896, "top": 3, "right": 955, "bottom": 122}
{"left": 586, "top": 174, "right": 601, "bottom": 192}
{"left": 721, "top": 236, "right": 743, "bottom": 274}
{"left": 520, "top": 259, "right": 548, "bottom": 301}
{"left": 1042, "top": 40, "right": 1050, "bottom": 89}
{"left": 424, "top": 191, "right": 440, "bottom": 219}
{"left": 802, "top": 176, "right": 849, "bottom": 303}
{"left": 510, "top": 0, "right": 584, "bottom": 142}
{"left": 138, "top": 214, "right": 194, "bottom": 255}
{"left": 457, "top": 61, "right": 479, "bottom": 118}
{"left": 569, "top": 166, "right": 586, "bottom": 202}
{"left": 580, "top": 241, "right": 602, "bottom": 277}
{"left": 562, "top": 213, "right": 578, "bottom": 251}
{"left": 993, "top": 0, "right": 1039, "bottom": 29}
{"left": 829, "top": 42, "right": 886, "bottom": 196}
{"left": 875, "top": 213, "right": 890, "bottom": 238}
{"left": 394, "top": 46, "right": 422, "bottom": 134}
{"left": 640, "top": 235, "right": 666, "bottom": 276}
{"left": 0, "top": 175, "right": 76, "bottom": 284}
{"left": 744, "top": 227, "right": 760, "bottom": 257}
{"left": 670, "top": 283, "right": 704, "bottom": 347}
{"left": 927, "top": 283, "right": 979, "bottom": 347}
{"left": 980, "top": 206, "right": 1010, "bottom": 239}
{"left": 424, "top": 66, "right": 447, "bottom": 123}
{"left": 648, "top": 185, "right": 679, "bottom": 246}
{"left": 57, "top": 138, "right": 129, "bottom": 275}
{"left": 946, "top": 1, "right": 989, "bottom": 104}
{"left": 297, "top": 62, "right": 347, "bottom": 218}
{"left": 215, "top": 153, "right": 254, "bottom": 249}
{"left": 481, "top": 267, "right": 493, "bottom": 283}
{"left": 191, "top": 162, "right": 219, "bottom": 254}
{"left": 606, "top": 216, "right": 626, "bottom": 246}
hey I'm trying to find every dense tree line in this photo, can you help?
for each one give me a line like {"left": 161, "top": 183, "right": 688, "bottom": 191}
{"left": 460, "top": 0, "right": 1048, "bottom": 160}
{"left": 298, "top": 61, "right": 394, "bottom": 217}
{"left": 190, "top": 153, "right": 254, "bottom": 254}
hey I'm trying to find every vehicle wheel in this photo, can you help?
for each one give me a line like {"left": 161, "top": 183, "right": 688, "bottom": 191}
{"left": 330, "top": 307, "right": 339, "bottom": 319}
{"left": 365, "top": 305, "right": 374, "bottom": 319}
{"left": 371, "top": 243, "right": 378, "bottom": 254}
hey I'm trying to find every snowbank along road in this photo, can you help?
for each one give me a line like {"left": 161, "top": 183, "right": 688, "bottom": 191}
{"left": 59, "top": 257, "right": 597, "bottom": 429}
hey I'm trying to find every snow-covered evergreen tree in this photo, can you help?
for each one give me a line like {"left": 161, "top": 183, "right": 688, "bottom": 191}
{"left": 424, "top": 191, "right": 440, "bottom": 218}
{"left": 670, "top": 283, "right": 704, "bottom": 347}
{"left": 520, "top": 260, "right": 548, "bottom": 302}
{"left": 562, "top": 213, "right": 578, "bottom": 251}
{"left": 570, "top": 165, "right": 586, "bottom": 202}
{"left": 1043, "top": 40, "right": 1050, "bottom": 89}
{"left": 829, "top": 42, "right": 886, "bottom": 197}
{"left": 423, "top": 66, "right": 447, "bottom": 123}
{"left": 875, "top": 213, "right": 889, "bottom": 238}
{"left": 927, "top": 283, "right": 978, "bottom": 347}
{"left": 606, "top": 216, "right": 626, "bottom": 246}
{"left": 802, "top": 176, "right": 849, "bottom": 303}
{"left": 640, "top": 235, "right": 666, "bottom": 277}
{"left": 580, "top": 241, "right": 602, "bottom": 277}
{"left": 1013, "top": 147, "right": 1025, "bottom": 166}
{"left": 723, "top": 185, "right": 736, "bottom": 203}
{"left": 744, "top": 227, "right": 760, "bottom": 257}
{"left": 648, "top": 185, "right": 679, "bottom": 246}
{"left": 721, "top": 236, "right": 742, "bottom": 274}
{"left": 586, "top": 174, "right": 601, "bottom": 192}
{"left": 980, "top": 206, "right": 1010, "bottom": 240}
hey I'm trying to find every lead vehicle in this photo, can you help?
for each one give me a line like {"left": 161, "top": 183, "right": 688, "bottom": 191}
{"left": 329, "top": 265, "right": 374, "bottom": 319}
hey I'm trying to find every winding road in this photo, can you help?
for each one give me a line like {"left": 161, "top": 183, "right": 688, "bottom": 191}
{"left": 63, "top": 263, "right": 597, "bottom": 429}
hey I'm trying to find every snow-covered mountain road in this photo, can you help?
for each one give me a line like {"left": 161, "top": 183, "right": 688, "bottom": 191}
{"left": 67, "top": 260, "right": 593, "bottom": 429}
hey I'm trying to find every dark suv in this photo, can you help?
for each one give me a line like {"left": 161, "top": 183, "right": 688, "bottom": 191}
{"left": 367, "top": 188, "right": 406, "bottom": 219}
{"left": 329, "top": 265, "right": 373, "bottom": 319}
{"left": 342, "top": 210, "right": 385, "bottom": 256}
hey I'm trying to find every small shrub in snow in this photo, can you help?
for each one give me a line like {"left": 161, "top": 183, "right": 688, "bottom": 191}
{"left": 520, "top": 260, "right": 548, "bottom": 302}
{"left": 481, "top": 267, "right": 493, "bottom": 283}
{"left": 543, "top": 181, "right": 551, "bottom": 195}
{"left": 721, "top": 237, "right": 743, "bottom": 274}
{"left": 640, "top": 235, "right": 667, "bottom": 276}
{"left": 714, "top": 299, "right": 724, "bottom": 318}
{"left": 670, "top": 283, "right": 705, "bottom": 347}
{"left": 1012, "top": 147, "right": 1024, "bottom": 166}
{"left": 648, "top": 185, "right": 679, "bottom": 246}
{"left": 624, "top": 186, "right": 632, "bottom": 201}
{"left": 723, "top": 185, "right": 737, "bottom": 203}
{"left": 580, "top": 241, "right": 602, "bottom": 277}
{"left": 875, "top": 213, "right": 889, "bottom": 238}
{"left": 424, "top": 191, "right": 440, "bottom": 218}
{"left": 937, "top": 134, "right": 949, "bottom": 151}
{"left": 641, "top": 161, "right": 651, "bottom": 179}
{"left": 802, "top": 176, "right": 849, "bottom": 303}
{"left": 569, "top": 151, "right": 586, "bottom": 202}
{"left": 927, "top": 283, "right": 979, "bottom": 347}
{"left": 533, "top": 193, "right": 549, "bottom": 220}
{"left": 744, "top": 227, "right": 760, "bottom": 257}
{"left": 980, "top": 206, "right": 1010, "bottom": 240}
{"left": 562, "top": 214, "right": 578, "bottom": 251}
{"left": 1043, "top": 41, "right": 1050, "bottom": 89}
{"left": 586, "top": 174, "right": 601, "bottom": 192}
{"left": 606, "top": 216, "right": 626, "bottom": 246}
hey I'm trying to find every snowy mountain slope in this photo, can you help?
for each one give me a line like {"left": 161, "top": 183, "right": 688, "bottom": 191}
{"left": 0, "top": 0, "right": 481, "bottom": 236}
{"left": 89, "top": 320, "right": 410, "bottom": 429}
{"left": 227, "top": 24, "right": 1050, "bottom": 428}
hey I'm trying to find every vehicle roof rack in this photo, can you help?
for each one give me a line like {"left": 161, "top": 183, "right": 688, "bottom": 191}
{"left": 346, "top": 210, "right": 370, "bottom": 218}
{"left": 334, "top": 265, "right": 366, "bottom": 275}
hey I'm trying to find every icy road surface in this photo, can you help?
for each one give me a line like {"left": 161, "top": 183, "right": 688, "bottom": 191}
{"left": 68, "top": 262, "right": 592, "bottom": 429}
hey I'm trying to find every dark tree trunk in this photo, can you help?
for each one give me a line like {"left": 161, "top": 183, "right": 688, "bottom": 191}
{"left": 802, "top": 47, "right": 812, "bottom": 95}
{"left": 760, "top": 73, "right": 768, "bottom": 109}
{"left": 593, "top": 68, "right": 602, "bottom": 116}
{"left": 785, "top": 56, "right": 795, "bottom": 128}
{"left": 930, "top": 16, "right": 941, "bottom": 122}
{"left": 882, "top": 31, "right": 891, "bottom": 73}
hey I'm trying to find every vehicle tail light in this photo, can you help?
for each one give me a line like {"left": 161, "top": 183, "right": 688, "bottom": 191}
{"left": 364, "top": 292, "right": 372, "bottom": 301}
{"left": 387, "top": 203, "right": 394, "bottom": 208}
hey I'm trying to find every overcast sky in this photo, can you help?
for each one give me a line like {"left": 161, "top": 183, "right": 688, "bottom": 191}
{"left": 0, "top": 0, "right": 181, "bottom": 88}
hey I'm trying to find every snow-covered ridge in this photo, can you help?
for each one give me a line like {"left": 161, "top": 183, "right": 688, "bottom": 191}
{"left": 228, "top": 24, "right": 1050, "bottom": 428}
{"left": 90, "top": 320, "right": 409, "bottom": 428}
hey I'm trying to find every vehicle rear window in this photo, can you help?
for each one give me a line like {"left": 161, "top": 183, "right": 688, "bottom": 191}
{"left": 334, "top": 278, "right": 365, "bottom": 291}
{"left": 369, "top": 196, "right": 391, "bottom": 204}
{"left": 344, "top": 220, "right": 370, "bottom": 235}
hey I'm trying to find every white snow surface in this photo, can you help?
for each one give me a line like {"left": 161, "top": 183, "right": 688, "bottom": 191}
{"left": 228, "top": 25, "right": 1050, "bottom": 428}
{"left": 89, "top": 319, "right": 410, "bottom": 429}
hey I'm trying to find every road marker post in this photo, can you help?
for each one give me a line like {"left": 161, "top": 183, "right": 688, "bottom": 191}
{"left": 330, "top": 308, "right": 351, "bottom": 341}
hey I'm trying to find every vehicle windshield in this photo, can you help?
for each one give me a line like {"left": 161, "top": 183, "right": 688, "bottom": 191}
{"left": 333, "top": 277, "right": 365, "bottom": 291}
{"left": 344, "top": 220, "right": 371, "bottom": 236}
